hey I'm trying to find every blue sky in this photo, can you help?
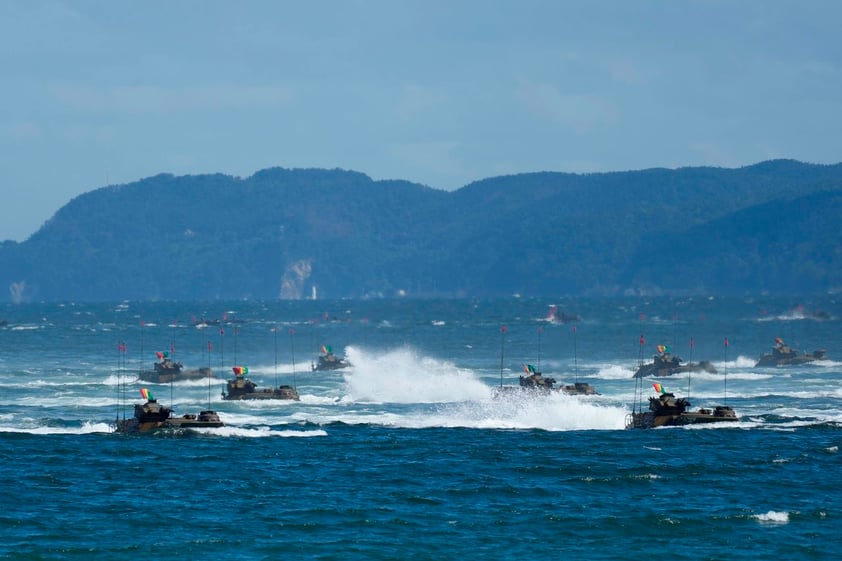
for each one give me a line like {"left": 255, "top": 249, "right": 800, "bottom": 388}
{"left": 2, "top": 0, "right": 840, "bottom": 241}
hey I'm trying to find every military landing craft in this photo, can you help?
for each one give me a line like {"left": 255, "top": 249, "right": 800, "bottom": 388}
{"left": 137, "top": 351, "right": 214, "bottom": 383}
{"left": 311, "top": 345, "right": 352, "bottom": 371}
{"left": 221, "top": 366, "right": 300, "bottom": 401}
{"left": 755, "top": 338, "right": 827, "bottom": 367}
{"left": 626, "top": 384, "right": 737, "bottom": 429}
{"left": 115, "top": 389, "right": 223, "bottom": 434}
{"left": 633, "top": 345, "right": 716, "bottom": 378}
{"left": 496, "top": 364, "right": 599, "bottom": 396}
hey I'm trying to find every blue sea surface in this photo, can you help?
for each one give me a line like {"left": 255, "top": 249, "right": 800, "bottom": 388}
{"left": 1, "top": 297, "right": 840, "bottom": 560}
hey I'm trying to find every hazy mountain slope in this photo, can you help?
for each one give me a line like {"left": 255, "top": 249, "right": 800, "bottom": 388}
{"left": 1, "top": 160, "right": 840, "bottom": 301}
{"left": 630, "top": 188, "right": 842, "bottom": 294}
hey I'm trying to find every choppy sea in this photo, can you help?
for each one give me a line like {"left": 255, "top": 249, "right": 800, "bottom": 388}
{"left": 1, "top": 296, "right": 840, "bottom": 560}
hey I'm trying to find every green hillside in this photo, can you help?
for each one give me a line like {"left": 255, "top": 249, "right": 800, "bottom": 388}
{"left": 1, "top": 160, "right": 840, "bottom": 301}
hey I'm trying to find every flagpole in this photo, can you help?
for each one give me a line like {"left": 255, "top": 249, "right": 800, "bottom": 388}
{"left": 573, "top": 325, "right": 578, "bottom": 384}
{"left": 233, "top": 327, "right": 238, "bottom": 366}
{"left": 723, "top": 337, "right": 729, "bottom": 405}
{"left": 499, "top": 325, "right": 506, "bottom": 388}
{"left": 116, "top": 340, "right": 123, "bottom": 424}
{"left": 274, "top": 326, "right": 279, "bottom": 389}
{"left": 671, "top": 303, "right": 677, "bottom": 353}
{"left": 169, "top": 338, "right": 175, "bottom": 409}
{"left": 139, "top": 320, "right": 144, "bottom": 375}
{"left": 207, "top": 340, "right": 212, "bottom": 408}
{"left": 635, "top": 334, "right": 645, "bottom": 415}
{"left": 219, "top": 328, "right": 225, "bottom": 370}
{"left": 290, "top": 327, "right": 297, "bottom": 391}
{"left": 687, "top": 337, "right": 694, "bottom": 399}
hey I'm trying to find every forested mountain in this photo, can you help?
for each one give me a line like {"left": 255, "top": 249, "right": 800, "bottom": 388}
{"left": 1, "top": 160, "right": 841, "bottom": 302}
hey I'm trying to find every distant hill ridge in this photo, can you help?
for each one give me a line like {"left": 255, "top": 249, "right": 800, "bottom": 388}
{"left": 1, "top": 159, "right": 841, "bottom": 301}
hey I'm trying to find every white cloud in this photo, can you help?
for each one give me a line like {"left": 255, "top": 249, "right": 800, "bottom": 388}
{"left": 606, "top": 58, "right": 655, "bottom": 86}
{"left": 394, "top": 85, "right": 448, "bottom": 121}
{"left": 517, "top": 81, "right": 618, "bottom": 133}
{"left": 5, "top": 122, "right": 42, "bottom": 140}
{"left": 51, "top": 84, "right": 296, "bottom": 114}
{"left": 387, "top": 140, "right": 476, "bottom": 189}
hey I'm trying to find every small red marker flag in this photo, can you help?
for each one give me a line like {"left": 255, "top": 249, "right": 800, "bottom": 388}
{"left": 500, "top": 325, "right": 507, "bottom": 333}
{"left": 724, "top": 337, "right": 729, "bottom": 347}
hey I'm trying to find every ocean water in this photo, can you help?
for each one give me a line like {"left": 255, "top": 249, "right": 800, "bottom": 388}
{"left": 1, "top": 296, "right": 840, "bottom": 560}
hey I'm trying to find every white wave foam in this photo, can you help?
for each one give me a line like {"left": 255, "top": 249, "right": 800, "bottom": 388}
{"left": 761, "top": 406, "right": 842, "bottom": 425}
{"left": 18, "top": 396, "right": 117, "bottom": 408}
{"left": 341, "top": 346, "right": 490, "bottom": 403}
{"left": 215, "top": 361, "right": 306, "bottom": 379}
{"left": 633, "top": 369, "right": 772, "bottom": 384}
{"left": 681, "top": 421, "right": 745, "bottom": 431}
{"left": 315, "top": 391, "right": 629, "bottom": 431}
{"left": 0, "top": 421, "right": 114, "bottom": 435}
{"left": 728, "top": 356, "right": 760, "bottom": 368}
{"left": 595, "top": 364, "right": 636, "bottom": 379}
{"left": 298, "top": 394, "right": 342, "bottom": 405}
{"left": 157, "top": 377, "right": 227, "bottom": 388}
{"left": 811, "top": 359, "right": 842, "bottom": 367}
{"left": 217, "top": 409, "right": 301, "bottom": 426}
{"left": 753, "top": 511, "right": 790, "bottom": 523}
{"left": 421, "top": 393, "right": 629, "bottom": 431}
{"left": 0, "top": 422, "right": 327, "bottom": 438}
{"left": 208, "top": 426, "right": 327, "bottom": 438}
{"left": 104, "top": 375, "right": 227, "bottom": 389}
{"left": 102, "top": 374, "right": 124, "bottom": 386}
{"left": 80, "top": 421, "right": 114, "bottom": 433}
{"left": 702, "top": 371, "right": 773, "bottom": 382}
{"left": 1, "top": 378, "right": 91, "bottom": 389}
